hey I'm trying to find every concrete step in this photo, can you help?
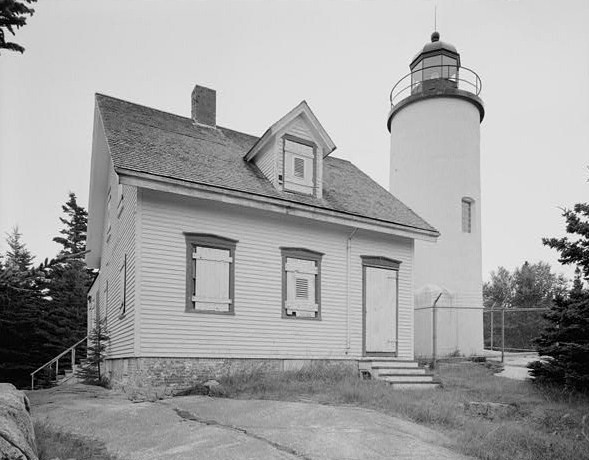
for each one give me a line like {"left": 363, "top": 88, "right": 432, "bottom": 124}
{"left": 386, "top": 382, "right": 441, "bottom": 390}
{"left": 380, "top": 374, "right": 436, "bottom": 383}
{"left": 373, "top": 367, "right": 428, "bottom": 376}
{"left": 359, "top": 360, "right": 419, "bottom": 371}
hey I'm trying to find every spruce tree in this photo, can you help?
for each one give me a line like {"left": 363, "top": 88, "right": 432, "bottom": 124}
{"left": 529, "top": 202, "right": 589, "bottom": 390}
{"left": 0, "top": 0, "right": 37, "bottom": 54}
{"left": 39, "top": 193, "right": 92, "bottom": 359}
{"left": 76, "top": 320, "right": 109, "bottom": 385}
{"left": 5, "top": 226, "right": 34, "bottom": 272}
{"left": 0, "top": 228, "right": 43, "bottom": 387}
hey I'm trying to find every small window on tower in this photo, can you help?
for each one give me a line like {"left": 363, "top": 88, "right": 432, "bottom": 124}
{"left": 462, "top": 198, "right": 473, "bottom": 233}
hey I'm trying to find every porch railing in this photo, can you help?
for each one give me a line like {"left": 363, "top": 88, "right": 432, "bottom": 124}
{"left": 30, "top": 336, "right": 88, "bottom": 390}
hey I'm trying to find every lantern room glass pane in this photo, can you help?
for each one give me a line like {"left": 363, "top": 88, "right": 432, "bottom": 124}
{"left": 442, "top": 55, "right": 458, "bottom": 80}
{"left": 423, "top": 56, "right": 442, "bottom": 80}
{"left": 411, "top": 61, "right": 422, "bottom": 86}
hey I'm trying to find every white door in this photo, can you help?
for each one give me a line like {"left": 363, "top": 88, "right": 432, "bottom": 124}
{"left": 365, "top": 267, "right": 397, "bottom": 353}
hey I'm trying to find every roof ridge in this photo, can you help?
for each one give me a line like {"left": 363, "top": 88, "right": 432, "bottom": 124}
{"left": 95, "top": 92, "right": 259, "bottom": 142}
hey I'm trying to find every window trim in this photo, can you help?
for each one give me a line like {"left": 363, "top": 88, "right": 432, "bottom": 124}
{"left": 184, "top": 233, "right": 238, "bottom": 315}
{"left": 280, "top": 247, "right": 323, "bottom": 320}
{"left": 281, "top": 134, "right": 317, "bottom": 196}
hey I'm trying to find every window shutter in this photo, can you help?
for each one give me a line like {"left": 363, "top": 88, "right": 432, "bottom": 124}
{"left": 285, "top": 257, "right": 318, "bottom": 317}
{"left": 192, "top": 246, "right": 232, "bottom": 311}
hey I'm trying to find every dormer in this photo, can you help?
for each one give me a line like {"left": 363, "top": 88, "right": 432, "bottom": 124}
{"left": 244, "top": 101, "right": 336, "bottom": 198}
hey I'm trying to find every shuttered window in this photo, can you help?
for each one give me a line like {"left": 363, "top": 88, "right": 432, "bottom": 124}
{"left": 283, "top": 137, "right": 315, "bottom": 195}
{"left": 462, "top": 198, "right": 473, "bottom": 233}
{"left": 185, "top": 234, "right": 238, "bottom": 314}
{"left": 281, "top": 248, "right": 323, "bottom": 319}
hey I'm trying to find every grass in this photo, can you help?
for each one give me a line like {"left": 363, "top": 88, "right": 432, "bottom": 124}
{"left": 35, "top": 420, "right": 118, "bottom": 460}
{"left": 208, "top": 360, "right": 589, "bottom": 460}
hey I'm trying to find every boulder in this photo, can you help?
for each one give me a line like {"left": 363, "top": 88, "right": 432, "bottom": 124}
{"left": 0, "top": 383, "right": 37, "bottom": 460}
{"left": 463, "top": 401, "right": 518, "bottom": 420}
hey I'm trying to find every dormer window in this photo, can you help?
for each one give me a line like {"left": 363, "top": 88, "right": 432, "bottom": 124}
{"left": 283, "top": 136, "right": 316, "bottom": 195}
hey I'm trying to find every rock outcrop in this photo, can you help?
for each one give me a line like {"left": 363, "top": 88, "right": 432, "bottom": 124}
{"left": 0, "top": 383, "right": 37, "bottom": 460}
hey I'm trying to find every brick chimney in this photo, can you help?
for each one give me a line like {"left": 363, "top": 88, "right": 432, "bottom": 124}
{"left": 191, "top": 85, "right": 216, "bottom": 127}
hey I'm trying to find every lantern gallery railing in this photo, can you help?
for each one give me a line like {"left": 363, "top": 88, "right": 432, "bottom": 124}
{"left": 390, "top": 65, "right": 482, "bottom": 107}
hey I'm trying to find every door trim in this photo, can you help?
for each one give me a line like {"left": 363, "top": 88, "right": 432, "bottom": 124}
{"left": 362, "top": 256, "right": 401, "bottom": 357}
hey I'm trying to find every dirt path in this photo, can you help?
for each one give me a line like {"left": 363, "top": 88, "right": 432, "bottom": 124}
{"left": 29, "top": 385, "right": 471, "bottom": 460}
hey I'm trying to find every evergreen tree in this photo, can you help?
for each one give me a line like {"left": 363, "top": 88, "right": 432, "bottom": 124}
{"left": 0, "top": 228, "right": 43, "bottom": 387}
{"left": 0, "top": 0, "right": 37, "bottom": 54}
{"left": 529, "top": 202, "right": 589, "bottom": 390}
{"left": 39, "top": 193, "right": 92, "bottom": 358}
{"left": 76, "top": 319, "right": 109, "bottom": 385}
{"left": 5, "top": 226, "right": 34, "bottom": 272}
{"left": 53, "top": 192, "right": 88, "bottom": 256}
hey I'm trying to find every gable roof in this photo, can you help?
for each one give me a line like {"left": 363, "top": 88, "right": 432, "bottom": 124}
{"left": 95, "top": 93, "right": 438, "bottom": 236}
{"left": 244, "top": 100, "right": 336, "bottom": 162}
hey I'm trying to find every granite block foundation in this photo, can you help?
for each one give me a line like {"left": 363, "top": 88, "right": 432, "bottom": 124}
{"left": 105, "top": 357, "right": 358, "bottom": 392}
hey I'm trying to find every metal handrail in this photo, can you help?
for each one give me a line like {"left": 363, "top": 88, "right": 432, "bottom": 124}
{"left": 30, "top": 335, "right": 88, "bottom": 390}
{"left": 390, "top": 65, "right": 482, "bottom": 107}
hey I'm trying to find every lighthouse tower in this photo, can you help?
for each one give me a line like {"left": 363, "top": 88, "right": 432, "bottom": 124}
{"left": 388, "top": 32, "right": 485, "bottom": 357}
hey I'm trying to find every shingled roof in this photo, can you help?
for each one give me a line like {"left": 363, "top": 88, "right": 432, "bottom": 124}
{"left": 96, "top": 94, "right": 437, "bottom": 235}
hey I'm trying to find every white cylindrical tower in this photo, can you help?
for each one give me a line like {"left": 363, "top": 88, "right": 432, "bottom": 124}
{"left": 388, "top": 32, "right": 485, "bottom": 357}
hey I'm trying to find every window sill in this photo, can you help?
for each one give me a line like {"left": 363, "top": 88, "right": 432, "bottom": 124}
{"left": 282, "top": 313, "right": 322, "bottom": 321}
{"left": 185, "top": 308, "right": 235, "bottom": 316}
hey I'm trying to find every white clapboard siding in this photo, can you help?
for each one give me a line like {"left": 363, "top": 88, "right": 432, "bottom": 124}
{"left": 253, "top": 145, "right": 276, "bottom": 184}
{"left": 137, "top": 189, "right": 414, "bottom": 360}
{"left": 94, "top": 158, "right": 137, "bottom": 358}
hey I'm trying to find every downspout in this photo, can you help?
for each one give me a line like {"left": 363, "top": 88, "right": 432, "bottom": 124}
{"left": 346, "top": 227, "right": 359, "bottom": 352}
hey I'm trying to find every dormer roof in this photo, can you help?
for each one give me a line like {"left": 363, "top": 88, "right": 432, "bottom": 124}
{"left": 244, "top": 101, "right": 336, "bottom": 162}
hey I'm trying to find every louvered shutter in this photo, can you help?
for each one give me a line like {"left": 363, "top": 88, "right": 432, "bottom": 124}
{"left": 285, "top": 257, "right": 318, "bottom": 317}
{"left": 192, "top": 246, "right": 232, "bottom": 311}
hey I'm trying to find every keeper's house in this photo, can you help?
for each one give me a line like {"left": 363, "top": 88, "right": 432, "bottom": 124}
{"left": 86, "top": 85, "right": 439, "bottom": 388}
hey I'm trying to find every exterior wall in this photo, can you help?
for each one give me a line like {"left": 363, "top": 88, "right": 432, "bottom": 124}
{"left": 136, "top": 189, "right": 415, "bottom": 361}
{"left": 389, "top": 97, "right": 483, "bottom": 356}
{"left": 93, "top": 160, "right": 138, "bottom": 358}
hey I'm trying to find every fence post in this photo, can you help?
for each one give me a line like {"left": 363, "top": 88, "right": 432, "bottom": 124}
{"left": 432, "top": 301, "right": 438, "bottom": 369}
{"left": 490, "top": 303, "right": 494, "bottom": 350}
{"left": 501, "top": 306, "right": 505, "bottom": 363}
{"left": 72, "top": 348, "right": 76, "bottom": 370}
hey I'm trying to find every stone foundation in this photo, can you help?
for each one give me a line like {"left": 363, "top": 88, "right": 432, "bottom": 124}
{"left": 105, "top": 357, "right": 358, "bottom": 392}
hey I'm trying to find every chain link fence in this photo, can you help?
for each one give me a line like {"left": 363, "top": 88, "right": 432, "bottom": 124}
{"left": 483, "top": 305, "right": 549, "bottom": 354}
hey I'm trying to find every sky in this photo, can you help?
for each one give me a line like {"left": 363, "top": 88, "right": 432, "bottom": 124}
{"left": 1, "top": 0, "right": 588, "bottom": 281}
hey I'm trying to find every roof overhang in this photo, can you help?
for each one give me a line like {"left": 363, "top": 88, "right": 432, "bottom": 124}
{"left": 117, "top": 168, "right": 439, "bottom": 242}
{"left": 244, "top": 101, "right": 337, "bottom": 162}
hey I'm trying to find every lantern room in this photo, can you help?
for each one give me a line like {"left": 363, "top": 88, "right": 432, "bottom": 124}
{"left": 388, "top": 31, "right": 483, "bottom": 129}
{"left": 410, "top": 31, "right": 460, "bottom": 90}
